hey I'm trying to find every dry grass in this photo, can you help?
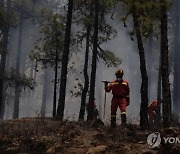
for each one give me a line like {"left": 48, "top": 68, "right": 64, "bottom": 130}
{"left": 0, "top": 118, "right": 180, "bottom": 153}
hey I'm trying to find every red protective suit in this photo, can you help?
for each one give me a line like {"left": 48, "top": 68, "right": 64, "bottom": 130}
{"left": 147, "top": 100, "right": 158, "bottom": 124}
{"left": 105, "top": 80, "right": 130, "bottom": 117}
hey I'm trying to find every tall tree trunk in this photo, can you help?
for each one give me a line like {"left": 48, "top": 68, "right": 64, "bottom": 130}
{"left": 13, "top": 14, "right": 23, "bottom": 119}
{"left": 87, "top": 0, "right": 99, "bottom": 121}
{"left": 78, "top": 1, "right": 93, "bottom": 121}
{"left": 172, "top": 0, "right": 180, "bottom": 122}
{"left": 160, "top": 1, "right": 172, "bottom": 127}
{"left": 52, "top": 34, "right": 58, "bottom": 117}
{"left": 57, "top": 0, "right": 73, "bottom": 120}
{"left": 0, "top": 0, "right": 10, "bottom": 119}
{"left": 133, "top": 10, "right": 149, "bottom": 130}
{"left": 157, "top": 52, "right": 162, "bottom": 121}
{"left": 147, "top": 33, "right": 153, "bottom": 100}
{"left": 78, "top": 25, "right": 90, "bottom": 121}
{"left": 97, "top": 63, "right": 103, "bottom": 119}
{"left": 1, "top": 43, "right": 11, "bottom": 119}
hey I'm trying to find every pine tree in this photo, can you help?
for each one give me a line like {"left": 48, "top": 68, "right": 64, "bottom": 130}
{"left": 132, "top": 8, "right": 149, "bottom": 130}
{"left": 57, "top": 0, "right": 74, "bottom": 120}
{"left": 87, "top": 0, "right": 99, "bottom": 121}
{"left": 160, "top": 0, "right": 172, "bottom": 127}
{"left": 0, "top": 0, "right": 11, "bottom": 119}
{"left": 78, "top": 0, "right": 93, "bottom": 121}
{"left": 172, "top": 0, "right": 180, "bottom": 122}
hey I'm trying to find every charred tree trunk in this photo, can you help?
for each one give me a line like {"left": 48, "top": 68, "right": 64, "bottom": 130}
{"left": 13, "top": 14, "right": 23, "bottom": 119}
{"left": 52, "top": 33, "right": 58, "bottom": 117}
{"left": 97, "top": 63, "right": 103, "bottom": 119}
{"left": 172, "top": 0, "right": 180, "bottom": 122}
{"left": 78, "top": 1, "right": 93, "bottom": 121}
{"left": 0, "top": 0, "right": 10, "bottom": 119}
{"left": 57, "top": 0, "right": 73, "bottom": 120}
{"left": 133, "top": 10, "right": 149, "bottom": 130}
{"left": 0, "top": 29, "right": 8, "bottom": 119}
{"left": 147, "top": 33, "right": 153, "bottom": 100}
{"left": 87, "top": 0, "right": 99, "bottom": 121}
{"left": 78, "top": 26, "right": 90, "bottom": 121}
{"left": 160, "top": 1, "right": 172, "bottom": 128}
{"left": 157, "top": 52, "right": 162, "bottom": 121}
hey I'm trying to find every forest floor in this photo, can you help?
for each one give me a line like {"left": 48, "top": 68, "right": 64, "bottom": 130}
{"left": 0, "top": 118, "right": 180, "bottom": 154}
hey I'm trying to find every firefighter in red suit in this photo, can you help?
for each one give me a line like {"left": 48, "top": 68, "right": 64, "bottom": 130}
{"left": 86, "top": 98, "right": 99, "bottom": 120}
{"left": 105, "top": 69, "right": 130, "bottom": 127}
{"left": 147, "top": 100, "right": 158, "bottom": 125}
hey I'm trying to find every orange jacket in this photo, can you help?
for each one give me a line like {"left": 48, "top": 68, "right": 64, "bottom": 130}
{"left": 105, "top": 80, "right": 130, "bottom": 98}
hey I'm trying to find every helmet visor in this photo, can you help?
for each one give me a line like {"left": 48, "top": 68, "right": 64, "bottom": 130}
{"left": 116, "top": 74, "right": 123, "bottom": 78}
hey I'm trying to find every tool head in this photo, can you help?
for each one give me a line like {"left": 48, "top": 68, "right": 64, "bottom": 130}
{"left": 101, "top": 81, "right": 111, "bottom": 83}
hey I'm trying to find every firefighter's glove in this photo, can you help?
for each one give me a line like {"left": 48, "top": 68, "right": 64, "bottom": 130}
{"left": 104, "top": 82, "right": 109, "bottom": 90}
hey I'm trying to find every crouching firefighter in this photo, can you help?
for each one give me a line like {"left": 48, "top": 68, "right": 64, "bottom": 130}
{"left": 147, "top": 100, "right": 158, "bottom": 126}
{"left": 86, "top": 98, "right": 99, "bottom": 121}
{"left": 105, "top": 69, "right": 130, "bottom": 127}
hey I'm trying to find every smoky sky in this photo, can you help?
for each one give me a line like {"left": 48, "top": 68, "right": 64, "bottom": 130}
{"left": 3, "top": 0, "right": 171, "bottom": 124}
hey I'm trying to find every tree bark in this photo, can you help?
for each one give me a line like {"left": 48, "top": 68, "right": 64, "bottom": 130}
{"left": 133, "top": 10, "right": 149, "bottom": 130}
{"left": 57, "top": 0, "right": 73, "bottom": 120}
{"left": 78, "top": 1, "right": 93, "bottom": 121}
{"left": 52, "top": 33, "right": 58, "bottom": 117}
{"left": 87, "top": 0, "right": 99, "bottom": 121}
{"left": 0, "top": 29, "right": 8, "bottom": 119}
{"left": 13, "top": 13, "right": 23, "bottom": 119}
{"left": 78, "top": 25, "right": 90, "bottom": 121}
{"left": 172, "top": 0, "right": 180, "bottom": 122}
{"left": 157, "top": 51, "right": 162, "bottom": 121}
{"left": 160, "top": 1, "right": 172, "bottom": 127}
{"left": 0, "top": 0, "right": 10, "bottom": 119}
{"left": 147, "top": 33, "right": 153, "bottom": 100}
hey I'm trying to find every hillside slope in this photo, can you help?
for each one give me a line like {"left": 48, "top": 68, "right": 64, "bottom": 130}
{"left": 0, "top": 118, "right": 180, "bottom": 153}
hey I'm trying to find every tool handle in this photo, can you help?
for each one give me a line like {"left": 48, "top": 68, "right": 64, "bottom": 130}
{"left": 103, "top": 90, "right": 106, "bottom": 118}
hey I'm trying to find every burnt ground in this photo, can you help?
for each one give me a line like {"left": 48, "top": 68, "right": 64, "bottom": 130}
{"left": 0, "top": 118, "right": 180, "bottom": 154}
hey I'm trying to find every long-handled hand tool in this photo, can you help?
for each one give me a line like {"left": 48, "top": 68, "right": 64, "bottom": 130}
{"left": 102, "top": 81, "right": 110, "bottom": 118}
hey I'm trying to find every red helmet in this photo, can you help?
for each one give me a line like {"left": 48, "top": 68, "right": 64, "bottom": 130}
{"left": 115, "top": 69, "right": 124, "bottom": 77}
